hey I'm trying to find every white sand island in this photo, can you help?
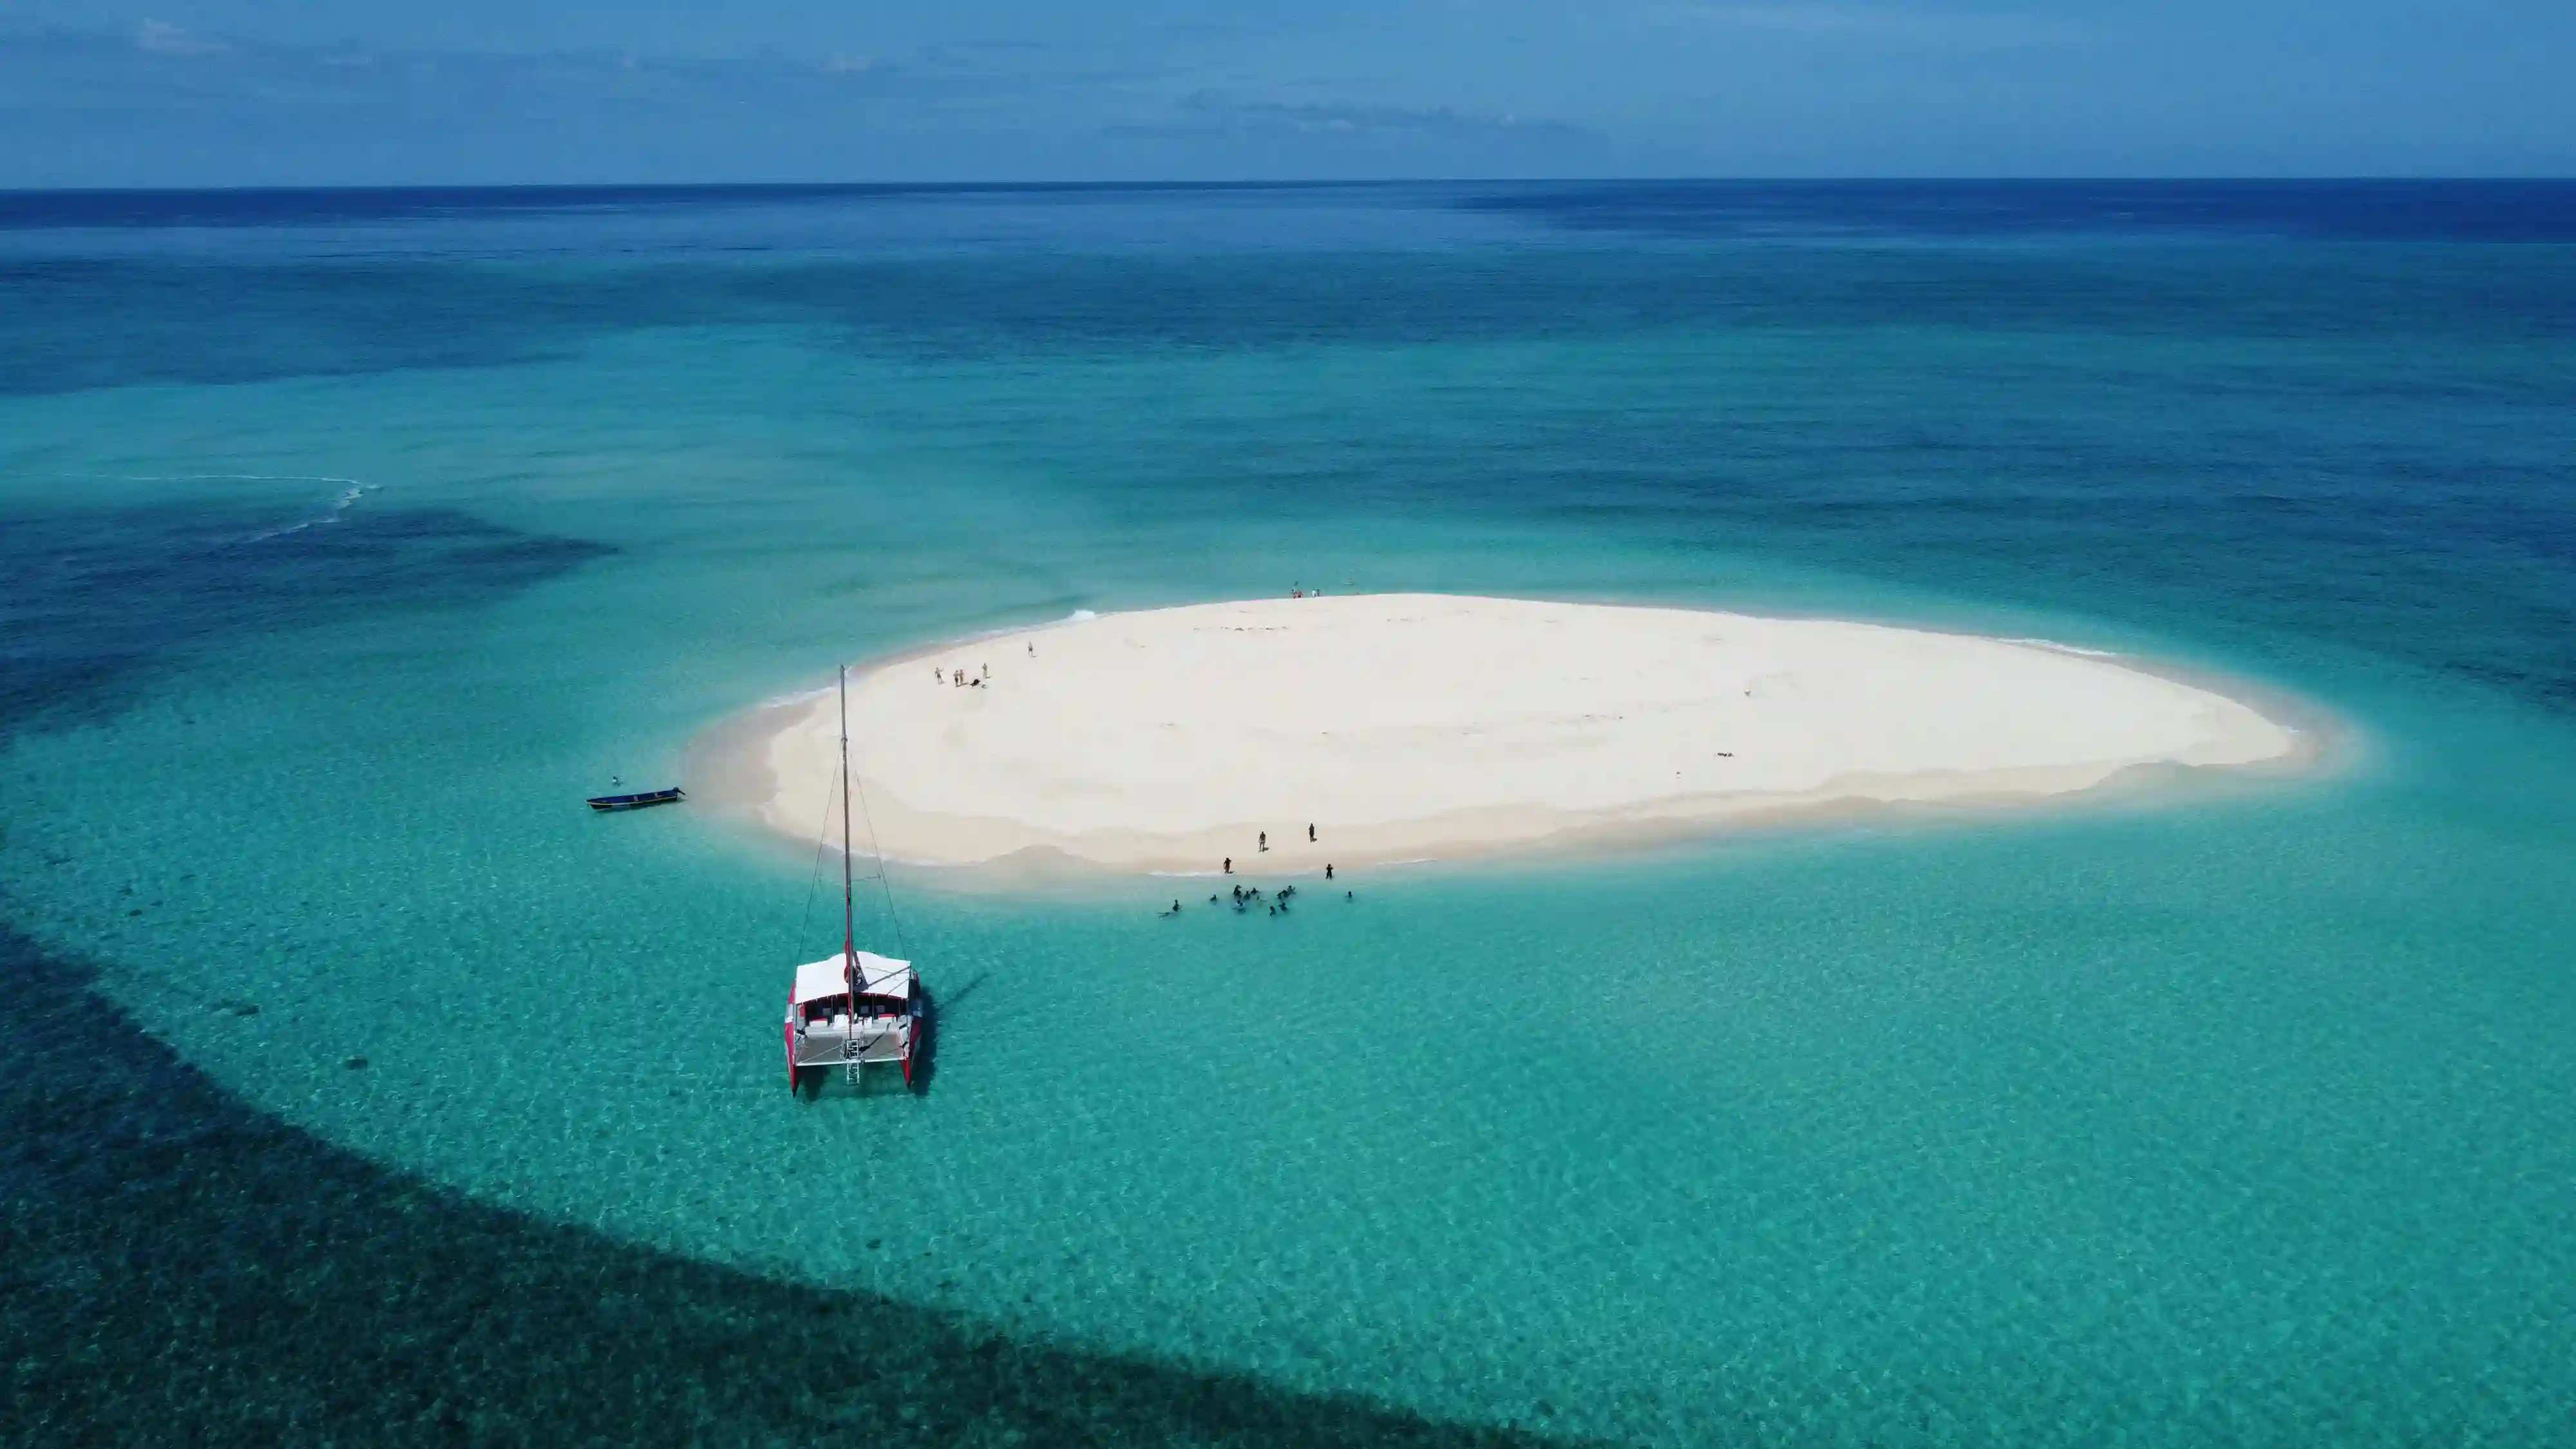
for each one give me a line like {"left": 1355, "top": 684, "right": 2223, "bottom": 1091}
{"left": 697, "top": 594, "right": 2304, "bottom": 875}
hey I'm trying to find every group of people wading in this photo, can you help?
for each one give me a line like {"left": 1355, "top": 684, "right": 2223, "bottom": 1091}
{"left": 1163, "top": 820, "right": 1350, "bottom": 916}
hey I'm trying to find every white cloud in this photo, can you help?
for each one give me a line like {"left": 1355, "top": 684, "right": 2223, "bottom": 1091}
{"left": 133, "top": 19, "right": 231, "bottom": 58}
{"left": 1669, "top": 3, "right": 2087, "bottom": 48}
{"left": 1148, "top": 90, "right": 1600, "bottom": 142}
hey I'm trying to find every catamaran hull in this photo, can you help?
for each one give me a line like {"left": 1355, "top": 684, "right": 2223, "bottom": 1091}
{"left": 787, "top": 667, "right": 925, "bottom": 1096}
{"left": 784, "top": 1010, "right": 920, "bottom": 1093}
{"left": 786, "top": 1048, "right": 916, "bottom": 1093}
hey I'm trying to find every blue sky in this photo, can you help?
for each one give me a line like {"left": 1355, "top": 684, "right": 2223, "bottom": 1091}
{"left": 3, "top": 2, "right": 2569, "bottom": 185}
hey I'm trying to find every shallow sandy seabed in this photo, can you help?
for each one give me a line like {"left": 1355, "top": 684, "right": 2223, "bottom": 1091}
{"left": 691, "top": 594, "right": 2307, "bottom": 878}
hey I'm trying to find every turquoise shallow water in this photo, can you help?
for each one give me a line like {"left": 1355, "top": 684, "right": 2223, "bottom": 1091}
{"left": 6, "top": 185, "right": 2576, "bottom": 1444}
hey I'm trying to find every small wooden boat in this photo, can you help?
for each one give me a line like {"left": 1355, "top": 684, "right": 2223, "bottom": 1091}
{"left": 587, "top": 786, "right": 685, "bottom": 811}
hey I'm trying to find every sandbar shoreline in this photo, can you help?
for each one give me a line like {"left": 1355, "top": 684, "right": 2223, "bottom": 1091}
{"left": 685, "top": 594, "right": 2338, "bottom": 887}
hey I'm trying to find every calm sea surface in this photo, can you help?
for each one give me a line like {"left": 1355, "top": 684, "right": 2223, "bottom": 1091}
{"left": 5, "top": 182, "right": 2575, "bottom": 1445}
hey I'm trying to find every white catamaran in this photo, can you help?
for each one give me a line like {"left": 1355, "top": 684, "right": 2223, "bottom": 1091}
{"left": 784, "top": 665, "right": 923, "bottom": 1093}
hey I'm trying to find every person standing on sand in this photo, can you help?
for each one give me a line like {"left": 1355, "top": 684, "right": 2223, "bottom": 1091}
{"left": 1307, "top": 823, "right": 1316, "bottom": 842}
{"left": 1258, "top": 831, "right": 1267, "bottom": 852}
{"left": 1326, "top": 864, "right": 1334, "bottom": 880}
{"left": 1224, "top": 857, "right": 1233, "bottom": 874}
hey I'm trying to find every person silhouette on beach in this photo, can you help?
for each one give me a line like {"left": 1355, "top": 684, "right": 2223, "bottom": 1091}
{"left": 1307, "top": 824, "right": 1316, "bottom": 842}
{"left": 1258, "top": 831, "right": 1267, "bottom": 852}
{"left": 1224, "top": 857, "right": 1233, "bottom": 874}
{"left": 1325, "top": 864, "right": 1334, "bottom": 880}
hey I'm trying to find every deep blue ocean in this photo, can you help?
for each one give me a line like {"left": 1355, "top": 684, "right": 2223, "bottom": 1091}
{"left": 5, "top": 182, "right": 2575, "bottom": 1446}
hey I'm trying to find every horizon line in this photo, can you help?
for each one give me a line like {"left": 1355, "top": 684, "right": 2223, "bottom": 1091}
{"left": 6, "top": 176, "right": 2576, "bottom": 199}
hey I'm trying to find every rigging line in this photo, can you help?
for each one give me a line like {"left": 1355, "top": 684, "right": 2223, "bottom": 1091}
{"left": 843, "top": 717, "right": 913, "bottom": 963}
{"left": 793, "top": 761, "right": 836, "bottom": 956}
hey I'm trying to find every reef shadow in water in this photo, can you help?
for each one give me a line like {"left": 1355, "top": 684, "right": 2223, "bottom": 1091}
{"left": 0, "top": 924, "right": 1584, "bottom": 1448}
{"left": 0, "top": 500, "right": 612, "bottom": 734}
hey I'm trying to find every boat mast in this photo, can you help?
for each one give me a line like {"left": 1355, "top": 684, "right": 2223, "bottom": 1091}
{"left": 839, "top": 664, "right": 857, "bottom": 996}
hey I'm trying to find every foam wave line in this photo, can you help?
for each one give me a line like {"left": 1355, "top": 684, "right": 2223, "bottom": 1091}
{"left": 237, "top": 481, "right": 377, "bottom": 542}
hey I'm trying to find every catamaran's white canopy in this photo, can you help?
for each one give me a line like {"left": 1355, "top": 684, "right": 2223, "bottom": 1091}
{"left": 793, "top": 951, "right": 913, "bottom": 1005}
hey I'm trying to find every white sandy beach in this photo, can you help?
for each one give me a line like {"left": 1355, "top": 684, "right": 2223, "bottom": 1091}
{"left": 702, "top": 594, "right": 2302, "bottom": 874}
